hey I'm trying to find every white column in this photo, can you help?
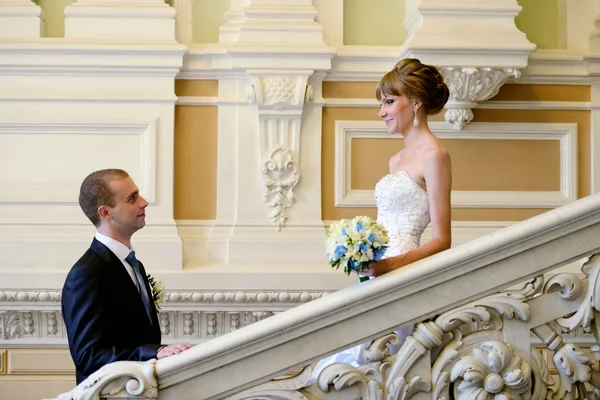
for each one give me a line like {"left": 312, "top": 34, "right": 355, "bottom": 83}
{"left": 0, "top": 0, "right": 42, "bottom": 38}
{"left": 173, "top": 0, "right": 194, "bottom": 44}
{"left": 64, "top": 0, "right": 176, "bottom": 40}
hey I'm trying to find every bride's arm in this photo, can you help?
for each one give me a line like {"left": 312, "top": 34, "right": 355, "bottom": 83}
{"left": 366, "top": 147, "right": 452, "bottom": 276}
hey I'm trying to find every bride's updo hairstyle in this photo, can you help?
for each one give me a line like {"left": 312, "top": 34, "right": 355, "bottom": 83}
{"left": 376, "top": 58, "right": 450, "bottom": 115}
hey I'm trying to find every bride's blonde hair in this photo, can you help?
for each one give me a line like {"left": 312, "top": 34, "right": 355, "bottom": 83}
{"left": 376, "top": 58, "right": 449, "bottom": 115}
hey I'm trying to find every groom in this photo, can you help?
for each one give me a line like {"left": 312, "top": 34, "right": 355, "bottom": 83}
{"left": 62, "top": 169, "right": 191, "bottom": 384}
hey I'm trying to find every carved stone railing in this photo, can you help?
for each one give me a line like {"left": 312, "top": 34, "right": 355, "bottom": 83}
{"left": 46, "top": 191, "right": 600, "bottom": 399}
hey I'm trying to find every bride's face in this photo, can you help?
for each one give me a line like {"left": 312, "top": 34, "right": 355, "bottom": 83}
{"left": 378, "top": 94, "right": 415, "bottom": 134}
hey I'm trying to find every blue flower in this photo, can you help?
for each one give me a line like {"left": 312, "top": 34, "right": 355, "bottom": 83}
{"left": 334, "top": 245, "right": 347, "bottom": 258}
{"left": 374, "top": 248, "right": 386, "bottom": 261}
{"left": 342, "top": 228, "right": 348, "bottom": 237}
{"left": 349, "top": 259, "right": 359, "bottom": 271}
{"left": 368, "top": 233, "right": 376, "bottom": 242}
{"left": 359, "top": 243, "right": 367, "bottom": 253}
{"left": 356, "top": 223, "right": 364, "bottom": 232}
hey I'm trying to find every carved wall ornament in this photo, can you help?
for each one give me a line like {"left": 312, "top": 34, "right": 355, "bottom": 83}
{"left": 47, "top": 312, "right": 58, "bottom": 336}
{"left": 440, "top": 66, "right": 521, "bottom": 130}
{"left": 450, "top": 341, "right": 531, "bottom": 399}
{"left": 207, "top": 313, "right": 217, "bottom": 336}
{"left": 183, "top": 313, "right": 194, "bottom": 335}
{"left": 249, "top": 73, "right": 312, "bottom": 230}
{"left": 159, "top": 313, "right": 170, "bottom": 336}
{"left": 49, "top": 360, "right": 158, "bottom": 400}
{"left": 0, "top": 311, "right": 20, "bottom": 340}
{"left": 262, "top": 147, "right": 300, "bottom": 230}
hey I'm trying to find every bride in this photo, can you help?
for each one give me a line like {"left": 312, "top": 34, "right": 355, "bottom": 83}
{"left": 312, "top": 58, "right": 452, "bottom": 379}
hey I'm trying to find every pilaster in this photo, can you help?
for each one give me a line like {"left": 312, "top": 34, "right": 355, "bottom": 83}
{"left": 206, "top": 0, "right": 335, "bottom": 265}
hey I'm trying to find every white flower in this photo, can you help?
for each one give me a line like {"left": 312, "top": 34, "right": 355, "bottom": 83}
{"left": 147, "top": 274, "right": 165, "bottom": 310}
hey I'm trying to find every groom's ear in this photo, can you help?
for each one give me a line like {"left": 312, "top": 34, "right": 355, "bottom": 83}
{"left": 97, "top": 205, "right": 111, "bottom": 221}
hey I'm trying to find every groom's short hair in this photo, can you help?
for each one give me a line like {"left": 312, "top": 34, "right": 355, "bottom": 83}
{"left": 79, "top": 169, "right": 129, "bottom": 226}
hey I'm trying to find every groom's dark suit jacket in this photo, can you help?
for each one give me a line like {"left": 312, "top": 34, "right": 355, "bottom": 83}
{"left": 61, "top": 238, "right": 161, "bottom": 384}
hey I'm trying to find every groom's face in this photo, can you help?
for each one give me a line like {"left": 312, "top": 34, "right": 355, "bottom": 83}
{"left": 105, "top": 176, "right": 148, "bottom": 236}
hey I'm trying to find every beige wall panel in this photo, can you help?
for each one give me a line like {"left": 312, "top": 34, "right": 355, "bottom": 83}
{"left": 174, "top": 105, "right": 218, "bottom": 220}
{"left": 351, "top": 138, "right": 561, "bottom": 192}
{"left": 7, "top": 349, "right": 74, "bottom": 375}
{"left": 323, "top": 108, "right": 380, "bottom": 221}
{"left": 175, "top": 80, "right": 219, "bottom": 97}
{"left": 0, "top": 380, "right": 76, "bottom": 400}
{"left": 323, "top": 81, "right": 377, "bottom": 99}
{"left": 490, "top": 84, "right": 590, "bottom": 102}
{"left": 473, "top": 109, "right": 590, "bottom": 198}
{"left": 322, "top": 107, "right": 582, "bottom": 222}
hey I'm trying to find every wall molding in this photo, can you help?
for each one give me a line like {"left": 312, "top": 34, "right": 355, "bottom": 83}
{"left": 323, "top": 98, "right": 593, "bottom": 110}
{"left": 0, "top": 120, "right": 158, "bottom": 204}
{"left": 335, "top": 121, "right": 578, "bottom": 209}
{"left": 179, "top": 47, "right": 600, "bottom": 85}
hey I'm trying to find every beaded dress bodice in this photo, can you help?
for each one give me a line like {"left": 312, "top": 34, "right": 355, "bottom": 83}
{"left": 374, "top": 170, "right": 430, "bottom": 258}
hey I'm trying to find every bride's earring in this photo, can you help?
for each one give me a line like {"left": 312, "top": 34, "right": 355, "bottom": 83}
{"left": 413, "top": 105, "right": 420, "bottom": 128}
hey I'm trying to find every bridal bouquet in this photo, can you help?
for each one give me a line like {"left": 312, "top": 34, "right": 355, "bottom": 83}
{"left": 326, "top": 216, "right": 389, "bottom": 281}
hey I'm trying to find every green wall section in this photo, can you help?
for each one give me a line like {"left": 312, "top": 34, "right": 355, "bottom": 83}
{"left": 36, "top": 0, "right": 73, "bottom": 38}
{"left": 343, "top": 0, "right": 406, "bottom": 46}
{"left": 193, "top": 0, "right": 230, "bottom": 43}
{"left": 341, "top": 0, "right": 561, "bottom": 49}
{"left": 515, "top": 0, "right": 561, "bottom": 49}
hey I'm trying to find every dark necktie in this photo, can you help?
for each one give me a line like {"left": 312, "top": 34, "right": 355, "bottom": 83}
{"left": 125, "top": 251, "right": 154, "bottom": 326}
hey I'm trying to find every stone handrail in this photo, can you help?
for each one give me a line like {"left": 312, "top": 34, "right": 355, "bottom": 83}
{"left": 155, "top": 192, "right": 600, "bottom": 399}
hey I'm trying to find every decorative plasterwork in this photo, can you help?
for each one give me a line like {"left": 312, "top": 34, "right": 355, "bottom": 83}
{"left": 0, "top": 290, "right": 330, "bottom": 342}
{"left": 335, "top": 121, "right": 578, "bottom": 208}
{"left": 441, "top": 67, "right": 521, "bottom": 130}
{"left": 249, "top": 72, "right": 312, "bottom": 230}
{"left": 0, "top": 290, "right": 327, "bottom": 307}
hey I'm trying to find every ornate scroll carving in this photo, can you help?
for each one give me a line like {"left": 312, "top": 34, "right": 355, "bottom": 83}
{"left": 49, "top": 360, "right": 158, "bottom": 400}
{"left": 440, "top": 67, "right": 521, "bottom": 130}
{"left": 262, "top": 147, "right": 300, "bottom": 230}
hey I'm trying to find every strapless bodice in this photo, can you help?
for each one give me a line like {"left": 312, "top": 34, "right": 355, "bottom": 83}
{"left": 374, "top": 170, "right": 430, "bottom": 257}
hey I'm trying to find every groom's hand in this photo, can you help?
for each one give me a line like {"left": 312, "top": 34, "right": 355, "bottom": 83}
{"left": 157, "top": 342, "right": 193, "bottom": 359}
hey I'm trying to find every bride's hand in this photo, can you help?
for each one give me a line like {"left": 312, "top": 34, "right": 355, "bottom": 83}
{"left": 363, "top": 258, "right": 394, "bottom": 277}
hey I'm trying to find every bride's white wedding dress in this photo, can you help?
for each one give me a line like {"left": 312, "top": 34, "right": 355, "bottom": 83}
{"left": 311, "top": 170, "right": 431, "bottom": 380}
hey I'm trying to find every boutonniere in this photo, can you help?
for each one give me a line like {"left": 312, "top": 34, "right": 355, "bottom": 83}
{"left": 147, "top": 274, "right": 165, "bottom": 310}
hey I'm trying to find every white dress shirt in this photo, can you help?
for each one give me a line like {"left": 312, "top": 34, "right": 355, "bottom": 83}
{"left": 95, "top": 232, "right": 139, "bottom": 291}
